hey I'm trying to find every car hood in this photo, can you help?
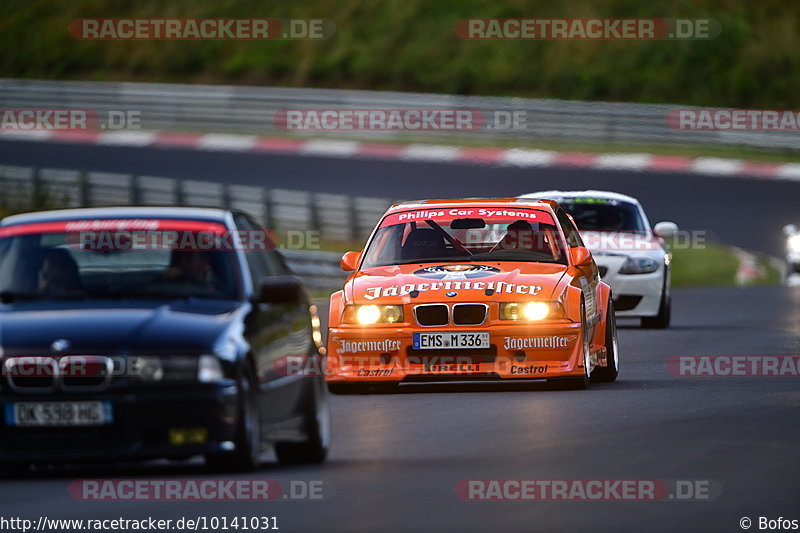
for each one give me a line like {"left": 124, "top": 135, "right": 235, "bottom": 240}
{"left": 346, "top": 262, "right": 569, "bottom": 304}
{"left": 580, "top": 231, "right": 665, "bottom": 254}
{"left": 0, "top": 299, "right": 245, "bottom": 356}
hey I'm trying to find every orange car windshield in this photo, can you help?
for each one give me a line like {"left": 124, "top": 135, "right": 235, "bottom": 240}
{"left": 362, "top": 209, "right": 568, "bottom": 268}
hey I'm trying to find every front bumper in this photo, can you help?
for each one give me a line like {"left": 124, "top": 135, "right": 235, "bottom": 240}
{"left": 594, "top": 256, "right": 665, "bottom": 318}
{"left": 0, "top": 381, "right": 239, "bottom": 463}
{"left": 327, "top": 322, "right": 586, "bottom": 383}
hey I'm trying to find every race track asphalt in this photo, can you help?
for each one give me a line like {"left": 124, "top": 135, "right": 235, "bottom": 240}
{"left": 0, "top": 140, "right": 799, "bottom": 532}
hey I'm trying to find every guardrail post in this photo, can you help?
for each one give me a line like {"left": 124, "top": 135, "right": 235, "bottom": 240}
{"left": 30, "top": 168, "right": 43, "bottom": 208}
{"left": 130, "top": 175, "right": 140, "bottom": 205}
{"left": 263, "top": 188, "right": 274, "bottom": 231}
{"left": 76, "top": 170, "right": 88, "bottom": 207}
{"left": 348, "top": 196, "right": 359, "bottom": 242}
{"left": 222, "top": 184, "right": 232, "bottom": 211}
{"left": 309, "top": 192, "right": 321, "bottom": 234}
{"left": 176, "top": 179, "right": 185, "bottom": 206}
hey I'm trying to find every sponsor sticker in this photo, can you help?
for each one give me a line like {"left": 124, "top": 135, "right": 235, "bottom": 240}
{"left": 363, "top": 280, "right": 542, "bottom": 300}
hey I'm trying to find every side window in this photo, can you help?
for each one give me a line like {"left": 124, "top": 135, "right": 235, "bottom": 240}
{"left": 555, "top": 208, "right": 584, "bottom": 248}
{"left": 234, "top": 215, "right": 272, "bottom": 286}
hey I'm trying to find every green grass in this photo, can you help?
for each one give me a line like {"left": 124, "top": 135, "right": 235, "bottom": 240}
{"left": 2, "top": 0, "right": 800, "bottom": 109}
{"left": 670, "top": 242, "right": 780, "bottom": 287}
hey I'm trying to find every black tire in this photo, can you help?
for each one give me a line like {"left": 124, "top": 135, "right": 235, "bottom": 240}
{"left": 549, "top": 300, "right": 591, "bottom": 390}
{"left": 641, "top": 270, "right": 671, "bottom": 329}
{"left": 275, "top": 378, "right": 330, "bottom": 464}
{"left": 205, "top": 366, "right": 261, "bottom": 472}
{"left": 591, "top": 300, "right": 619, "bottom": 383}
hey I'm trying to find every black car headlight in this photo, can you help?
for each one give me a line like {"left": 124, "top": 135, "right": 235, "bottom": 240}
{"left": 129, "top": 356, "right": 223, "bottom": 382}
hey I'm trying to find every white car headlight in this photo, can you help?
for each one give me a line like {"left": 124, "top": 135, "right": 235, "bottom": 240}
{"left": 787, "top": 234, "right": 800, "bottom": 254}
{"left": 619, "top": 257, "right": 659, "bottom": 275}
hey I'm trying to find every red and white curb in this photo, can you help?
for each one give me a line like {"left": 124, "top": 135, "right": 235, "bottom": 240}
{"left": 2, "top": 129, "right": 799, "bottom": 180}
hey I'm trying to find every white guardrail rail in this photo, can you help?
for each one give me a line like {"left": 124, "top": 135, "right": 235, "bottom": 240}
{"left": 0, "top": 165, "right": 389, "bottom": 291}
{"left": 1, "top": 79, "right": 798, "bottom": 151}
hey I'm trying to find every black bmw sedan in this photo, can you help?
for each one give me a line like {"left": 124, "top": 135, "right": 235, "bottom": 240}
{"left": 0, "top": 207, "right": 329, "bottom": 472}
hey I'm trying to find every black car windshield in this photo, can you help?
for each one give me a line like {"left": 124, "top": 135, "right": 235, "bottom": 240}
{"left": 361, "top": 207, "right": 567, "bottom": 268}
{"left": 0, "top": 221, "right": 242, "bottom": 301}
{"left": 553, "top": 198, "right": 647, "bottom": 232}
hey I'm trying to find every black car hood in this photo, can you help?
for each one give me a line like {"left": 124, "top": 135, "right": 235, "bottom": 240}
{"left": 0, "top": 299, "right": 245, "bottom": 356}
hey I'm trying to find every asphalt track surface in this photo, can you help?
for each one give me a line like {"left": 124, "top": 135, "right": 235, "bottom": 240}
{"left": 0, "top": 139, "right": 797, "bottom": 256}
{"left": 1, "top": 140, "right": 799, "bottom": 532}
{"left": 1, "top": 286, "right": 799, "bottom": 532}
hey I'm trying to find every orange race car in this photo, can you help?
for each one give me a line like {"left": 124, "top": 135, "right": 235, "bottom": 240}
{"left": 326, "top": 197, "right": 619, "bottom": 393}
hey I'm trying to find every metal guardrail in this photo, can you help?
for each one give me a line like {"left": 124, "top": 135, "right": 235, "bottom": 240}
{"left": 0, "top": 165, "right": 383, "bottom": 291}
{"left": 1, "top": 79, "right": 798, "bottom": 151}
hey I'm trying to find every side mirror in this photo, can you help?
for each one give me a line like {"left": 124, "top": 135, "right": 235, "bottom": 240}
{"left": 258, "top": 275, "right": 304, "bottom": 304}
{"left": 340, "top": 251, "right": 360, "bottom": 272}
{"left": 570, "top": 246, "right": 593, "bottom": 267}
{"left": 653, "top": 221, "right": 678, "bottom": 239}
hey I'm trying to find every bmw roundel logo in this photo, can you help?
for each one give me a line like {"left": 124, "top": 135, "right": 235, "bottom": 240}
{"left": 445, "top": 291, "right": 458, "bottom": 297}
{"left": 50, "top": 339, "right": 70, "bottom": 353}
{"left": 414, "top": 264, "right": 501, "bottom": 280}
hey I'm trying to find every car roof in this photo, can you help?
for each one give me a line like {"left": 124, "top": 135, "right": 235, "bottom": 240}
{"left": 388, "top": 197, "right": 559, "bottom": 213}
{"left": 0, "top": 206, "right": 231, "bottom": 227}
{"left": 519, "top": 190, "right": 641, "bottom": 205}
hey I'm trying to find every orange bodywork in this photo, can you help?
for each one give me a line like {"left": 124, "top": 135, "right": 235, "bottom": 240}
{"left": 326, "top": 198, "right": 613, "bottom": 384}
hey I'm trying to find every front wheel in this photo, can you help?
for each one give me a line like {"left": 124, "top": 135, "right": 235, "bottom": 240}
{"left": 205, "top": 366, "right": 261, "bottom": 472}
{"left": 592, "top": 300, "right": 619, "bottom": 382}
{"left": 642, "top": 271, "right": 671, "bottom": 329}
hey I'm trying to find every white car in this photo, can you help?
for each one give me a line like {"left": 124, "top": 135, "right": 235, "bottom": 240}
{"left": 520, "top": 190, "right": 677, "bottom": 328}
{"left": 783, "top": 224, "right": 800, "bottom": 286}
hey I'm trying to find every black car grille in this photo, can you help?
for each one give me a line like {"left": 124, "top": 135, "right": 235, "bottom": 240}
{"left": 614, "top": 295, "right": 642, "bottom": 311}
{"left": 415, "top": 305, "right": 449, "bottom": 326}
{"left": 3, "top": 356, "right": 112, "bottom": 393}
{"left": 452, "top": 304, "right": 487, "bottom": 325}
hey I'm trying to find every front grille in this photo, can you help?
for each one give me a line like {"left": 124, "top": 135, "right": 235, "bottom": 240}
{"left": 4, "top": 357, "right": 57, "bottom": 393}
{"left": 415, "top": 305, "right": 449, "bottom": 326}
{"left": 3, "top": 356, "right": 113, "bottom": 393}
{"left": 598, "top": 266, "right": 608, "bottom": 278}
{"left": 60, "top": 356, "right": 113, "bottom": 390}
{"left": 453, "top": 304, "right": 487, "bottom": 325}
{"left": 614, "top": 295, "right": 642, "bottom": 311}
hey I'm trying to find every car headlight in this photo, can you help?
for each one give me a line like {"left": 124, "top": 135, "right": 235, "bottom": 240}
{"left": 619, "top": 257, "right": 659, "bottom": 275}
{"left": 129, "top": 356, "right": 209, "bottom": 382}
{"left": 198, "top": 355, "right": 225, "bottom": 382}
{"left": 787, "top": 234, "right": 800, "bottom": 254}
{"left": 343, "top": 305, "right": 404, "bottom": 325}
{"left": 500, "top": 302, "right": 564, "bottom": 321}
